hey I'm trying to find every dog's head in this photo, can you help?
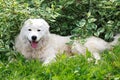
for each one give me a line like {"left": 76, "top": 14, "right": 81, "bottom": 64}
{"left": 20, "top": 19, "right": 50, "bottom": 48}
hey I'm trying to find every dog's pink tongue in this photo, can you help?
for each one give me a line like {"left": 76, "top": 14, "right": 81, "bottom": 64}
{"left": 31, "top": 42, "right": 37, "bottom": 48}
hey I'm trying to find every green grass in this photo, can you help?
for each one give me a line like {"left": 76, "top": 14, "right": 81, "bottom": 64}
{"left": 0, "top": 45, "right": 120, "bottom": 80}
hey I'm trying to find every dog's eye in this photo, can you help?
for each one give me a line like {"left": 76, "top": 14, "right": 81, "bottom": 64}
{"left": 37, "top": 29, "right": 41, "bottom": 32}
{"left": 28, "top": 29, "right": 31, "bottom": 31}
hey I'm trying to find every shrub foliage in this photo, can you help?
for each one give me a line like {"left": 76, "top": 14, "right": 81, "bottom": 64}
{"left": 0, "top": 0, "right": 120, "bottom": 79}
{"left": 0, "top": 0, "right": 120, "bottom": 51}
{"left": 0, "top": 0, "right": 120, "bottom": 52}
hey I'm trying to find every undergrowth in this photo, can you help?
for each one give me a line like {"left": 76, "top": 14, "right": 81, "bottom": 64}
{"left": 0, "top": 45, "right": 120, "bottom": 80}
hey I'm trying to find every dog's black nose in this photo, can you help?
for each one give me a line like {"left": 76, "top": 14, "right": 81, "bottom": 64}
{"left": 31, "top": 36, "right": 37, "bottom": 41}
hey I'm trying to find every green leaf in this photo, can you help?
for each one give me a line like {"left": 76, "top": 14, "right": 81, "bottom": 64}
{"left": 87, "top": 11, "right": 91, "bottom": 18}
{"left": 94, "top": 32, "right": 100, "bottom": 37}
{"left": 88, "top": 18, "right": 97, "bottom": 23}
{"left": 105, "top": 32, "right": 113, "bottom": 40}
{"left": 86, "top": 23, "right": 97, "bottom": 30}
{"left": 76, "top": 19, "right": 86, "bottom": 27}
{"left": 86, "top": 49, "right": 92, "bottom": 58}
{"left": 97, "top": 28, "right": 105, "bottom": 33}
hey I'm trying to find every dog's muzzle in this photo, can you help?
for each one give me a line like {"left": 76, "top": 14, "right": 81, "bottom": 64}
{"left": 29, "top": 36, "right": 38, "bottom": 48}
{"left": 32, "top": 36, "right": 37, "bottom": 41}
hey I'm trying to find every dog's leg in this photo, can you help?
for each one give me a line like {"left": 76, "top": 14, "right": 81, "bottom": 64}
{"left": 92, "top": 52, "right": 101, "bottom": 64}
{"left": 43, "top": 55, "right": 56, "bottom": 65}
{"left": 42, "top": 48, "right": 56, "bottom": 65}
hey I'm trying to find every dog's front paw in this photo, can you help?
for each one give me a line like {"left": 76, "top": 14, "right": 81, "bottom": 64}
{"left": 42, "top": 57, "right": 56, "bottom": 66}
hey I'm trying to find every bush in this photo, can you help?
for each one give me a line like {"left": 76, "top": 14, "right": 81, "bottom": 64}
{"left": 0, "top": 0, "right": 120, "bottom": 79}
{"left": 0, "top": 0, "right": 120, "bottom": 52}
{"left": 0, "top": 0, "right": 120, "bottom": 57}
{"left": 46, "top": 0, "right": 120, "bottom": 41}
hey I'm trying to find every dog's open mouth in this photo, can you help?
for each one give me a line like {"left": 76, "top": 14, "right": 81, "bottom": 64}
{"left": 30, "top": 41, "right": 38, "bottom": 48}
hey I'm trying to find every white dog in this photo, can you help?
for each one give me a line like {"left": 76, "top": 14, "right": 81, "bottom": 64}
{"left": 15, "top": 18, "right": 120, "bottom": 64}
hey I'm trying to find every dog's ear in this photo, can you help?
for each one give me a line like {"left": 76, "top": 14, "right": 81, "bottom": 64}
{"left": 38, "top": 19, "right": 50, "bottom": 29}
{"left": 24, "top": 19, "right": 33, "bottom": 25}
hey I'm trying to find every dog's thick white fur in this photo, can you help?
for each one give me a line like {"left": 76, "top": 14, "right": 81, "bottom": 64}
{"left": 15, "top": 18, "right": 120, "bottom": 64}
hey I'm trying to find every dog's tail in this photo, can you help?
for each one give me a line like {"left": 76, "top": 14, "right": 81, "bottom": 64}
{"left": 109, "top": 34, "right": 120, "bottom": 46}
